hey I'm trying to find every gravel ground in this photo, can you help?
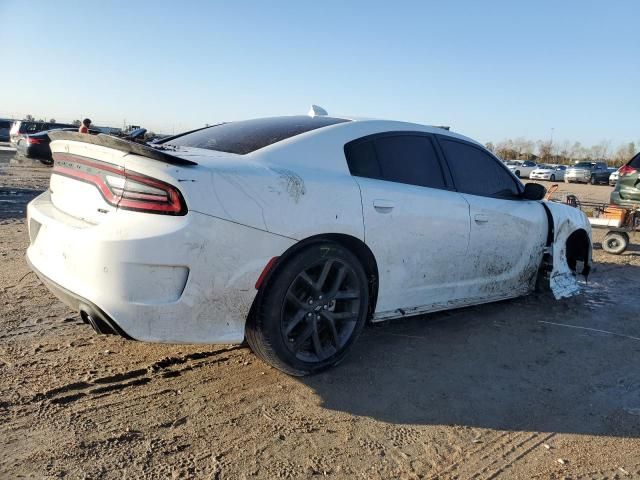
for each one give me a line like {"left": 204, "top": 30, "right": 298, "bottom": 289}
{"left": 1, "top": 163, "right": 639, "bottom": 479}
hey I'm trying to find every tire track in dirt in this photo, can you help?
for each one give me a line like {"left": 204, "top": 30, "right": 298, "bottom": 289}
{"left": 429, "top": 431, "right": 555, "bottom": 479}
{"left": 22, "top": 346, "right": 244, "bottom": 406}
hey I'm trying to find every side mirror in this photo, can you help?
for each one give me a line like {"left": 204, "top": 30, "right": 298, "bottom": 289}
{"left": 522, "top": 182, "right": 546, "bottom": 200}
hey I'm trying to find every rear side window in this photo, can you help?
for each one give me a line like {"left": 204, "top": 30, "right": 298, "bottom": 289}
{"left": 345, "top": 134, "right": 446, "bottom": 189}
{"left": 166, "top": 116, "right": 350, "bottom": 155}
{"left": 629, "top": 153, "right": 640, "bottom": 168}
{"left": 439, "top": 139, "right": 520, "bottom": 198}
{"left": 22, "top": 122, "right": 43, "bottom": 134}
{"left": 345, "top": 140, "right": 381, "bottom": 179}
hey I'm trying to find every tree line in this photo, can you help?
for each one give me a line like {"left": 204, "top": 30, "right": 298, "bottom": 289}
{"left": 485, "top": 138, "right": 637, "bottom": 167}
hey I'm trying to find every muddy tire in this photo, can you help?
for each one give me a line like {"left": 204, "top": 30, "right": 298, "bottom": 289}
{"left": 246, "top": 242, "right": 369, "bottom": 376}
{"left": 602, "top": 231, "right": 628, "bottom": 255}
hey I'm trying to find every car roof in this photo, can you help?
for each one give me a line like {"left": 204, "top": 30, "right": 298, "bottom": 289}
{"left": 239, "top": 115, "right": 486, "bottom": 172}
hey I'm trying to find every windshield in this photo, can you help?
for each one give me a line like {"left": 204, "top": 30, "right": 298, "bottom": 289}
{"left": 166, "top": 116, "right": 350, "bottom": 155}
{"left": 573, "top": 162, "right": 594, "bottom": 168}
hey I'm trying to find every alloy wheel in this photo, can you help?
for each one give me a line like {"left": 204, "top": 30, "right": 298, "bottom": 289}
{"left": 281, "top": 258, "right": 361, "bottom": 362}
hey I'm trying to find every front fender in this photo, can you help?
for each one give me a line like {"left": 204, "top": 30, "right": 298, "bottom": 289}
{"left": 542, "top": 201, "right": 592, "bottom": 299}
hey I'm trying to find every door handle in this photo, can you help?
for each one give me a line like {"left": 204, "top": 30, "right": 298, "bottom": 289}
{"left": 474, "top": 214, "right": 489, "bottom": 224}
{"left": 373, "top": 199, "right": 394, "bottom": 213}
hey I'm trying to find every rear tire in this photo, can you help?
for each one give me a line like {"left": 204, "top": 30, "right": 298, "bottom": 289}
{"left": 602, "top": 231, "right": 628, "bottom": 255}
{"left": 515, "top": 170, "right": 521, "bottom": 177}
{"left": 246, "top": 242, "right": 369, "bottom": 376}
{"left": 590, "top": 175, "right": 597, "bottom": 185}
{"left": 550, "top": 174, "right": 556, "bottom": 181}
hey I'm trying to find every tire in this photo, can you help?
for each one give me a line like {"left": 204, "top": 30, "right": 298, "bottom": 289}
{"left": 590, "top": 175, "right": 597, "bottom": 185}
{"left": 515, "top": 170, "right": 521, "bottom": 177}
{"left": 602, "top": 232, "right": 628, "bottom": 255}
{"left": 246, "top": 242, "right": 369, "bottom": 376}
{"left": 550, "top": 174, "right": 556, "bottom": 181}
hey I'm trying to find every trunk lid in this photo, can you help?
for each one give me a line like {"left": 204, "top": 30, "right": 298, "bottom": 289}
{"left": 48, "top": 133, "right": 197, "bottom": 224}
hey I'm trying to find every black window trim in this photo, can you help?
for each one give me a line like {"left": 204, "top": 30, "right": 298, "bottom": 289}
{"left": 343, "top": 131, "right": 455, "bottom": 191}
{"left": 434, "top": 134, "right": 525, "bottom": 199}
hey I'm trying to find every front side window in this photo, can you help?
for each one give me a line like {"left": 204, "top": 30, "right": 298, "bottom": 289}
{"left": 345, "top": 134, "right": 446, "bottom": 189}
{"left": 439, "top": 138, "right": 521, "bottom": 198}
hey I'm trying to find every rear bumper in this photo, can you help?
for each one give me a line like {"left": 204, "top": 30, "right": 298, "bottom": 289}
{"left": 26, "top": 191, "right": 295, "bottom": 344}
{"left": 27, "top": 256, "right": 132, "bottom": 338}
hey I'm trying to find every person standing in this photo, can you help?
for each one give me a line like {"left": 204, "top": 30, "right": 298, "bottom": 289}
{"left": 78, "top": 118, "right": 91, "bottom": 134}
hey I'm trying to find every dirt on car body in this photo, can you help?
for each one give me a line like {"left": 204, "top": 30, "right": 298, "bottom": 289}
{"left": 1, "top": 165, "right": 640, "bottom": 479}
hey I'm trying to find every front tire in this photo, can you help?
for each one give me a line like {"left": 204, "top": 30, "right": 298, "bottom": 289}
{"left": 590, "top": 175, "right": 597, "bottom": 185}
{"left": 246, "top": 242, "right": 369, "bottom": 376}
{"left": 550, "top": 174, "right": 556, "bottom": 181}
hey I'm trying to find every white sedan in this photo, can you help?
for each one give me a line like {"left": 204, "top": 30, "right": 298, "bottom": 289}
{"left": 530, "top": 165, "right": 567, "bottom": 181}
{"left": 26, "top": 108, "right": 592, "bottom": 375}
{"left": 506, "top": 160, "right": 538, "bottom": 178}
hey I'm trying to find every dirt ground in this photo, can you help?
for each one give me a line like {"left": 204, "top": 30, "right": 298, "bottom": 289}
{"left": 1, "top": 160, "right": 639, "bottom": 479}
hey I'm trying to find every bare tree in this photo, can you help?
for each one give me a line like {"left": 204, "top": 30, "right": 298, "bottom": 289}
{"left": 72, "top": 119, "right": 81, "bottom": 126}
{"left": 496, "top": 139, "right": 515, "bottom": 159}
{"left": 537, "top": 140, "right": 553, "bottom": 162}
{"left": 512, "top": 137, "right": 534, "bottom": 159}
{"left": 49, "top": 118, "right": 56, "bottom": 123}
{"left": 485, "top": 142, "right": 495, "bottom": 153}
{"left": 558, "top": 140, "right": 571, "bottom": 164}
{"left": 626, "top": 142, "right": 636, "bottom": 159}
{"left": 25, "top": 114, "right": 34, "bottom": 121}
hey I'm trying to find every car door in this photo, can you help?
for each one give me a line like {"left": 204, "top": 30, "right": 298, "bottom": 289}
{"left": 437, "top": 137, "right": 547, "bottom": 300}
{"left": 595, "top": 162, "right": 609, "bottom": 182}
{"left": 344, "top": 132, "right": 471, "bottom": 318}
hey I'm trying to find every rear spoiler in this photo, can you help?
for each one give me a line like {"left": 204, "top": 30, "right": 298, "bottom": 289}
{"left": 48, "top": 131, "right": 198, "bottom": 166}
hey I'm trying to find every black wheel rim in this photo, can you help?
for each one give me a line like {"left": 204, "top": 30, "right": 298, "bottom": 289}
{"left": 281, "top": 258, "right": 361, "bottom": 363}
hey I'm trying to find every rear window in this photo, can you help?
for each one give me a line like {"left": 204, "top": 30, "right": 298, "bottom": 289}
{"left": 0, "top": 121, "right": 10, "bottom": 128}
{"left": 166, "top": 116, "right": 350, "bottom": 155}
{"left": 573, "top": 162, "right": 594, "bottom": 168}
{"left": 629, "top": 153, "right": 640, "bottom": 168}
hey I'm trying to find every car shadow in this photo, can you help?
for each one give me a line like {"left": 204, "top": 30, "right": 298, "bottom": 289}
{"left": 0, "top": 187, "right": 43, "bottom": 221}
{"left": 301, "top": 263, "right": 640, "bottom": 437}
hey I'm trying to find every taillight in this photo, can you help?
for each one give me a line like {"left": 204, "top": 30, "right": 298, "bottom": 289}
{"left": 52, "top": 153, "right": 187, "bottom": 215}
{"left": 27, "top": 137, "right": 42, "bottom": 145}
{"left": 619, "top": 165, "right": 637, "bottom": 176}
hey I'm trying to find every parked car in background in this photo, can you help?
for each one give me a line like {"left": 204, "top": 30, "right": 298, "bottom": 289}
{"left": 609, "top": 169, "right": 620, "bottom": 186}
{"left": 26, "top": 111, "right": 592, "bottom": 375}
{"left": 0, "top": 119, "right": 13, "bottom": 142}
{"left": 16, "top": 128, "right": 100, "bottom": 164}
{"left": 610, "top": 153, "right": 640, "bottom": 206}
{"left": 9, "top": 120, "right": 77, "bottom": 147}
{"left": 506, "top": 160, "right": 538, "bottom": 178}
{"left": 529, "top": 164, "right": 566, "bottom": 181}
{"left": 564, "top": 161, "right": 611, "bottom": 185}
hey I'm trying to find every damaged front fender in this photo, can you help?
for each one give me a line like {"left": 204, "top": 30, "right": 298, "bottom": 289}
{"left": 542, "top": 201, "right": 593, "bottom": 299}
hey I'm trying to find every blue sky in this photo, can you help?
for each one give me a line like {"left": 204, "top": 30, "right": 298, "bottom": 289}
{"left": 1, "top": 1, "right": 638, "bottom": 145}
